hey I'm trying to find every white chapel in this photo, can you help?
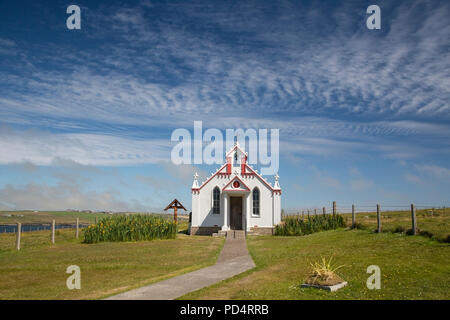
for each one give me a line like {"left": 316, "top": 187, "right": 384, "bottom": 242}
{"left": 190, "top": 143, "right": 281, "bottom": 235}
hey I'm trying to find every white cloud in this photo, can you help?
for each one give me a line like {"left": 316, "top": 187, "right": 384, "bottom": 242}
{"left": 404, "top": 173, "right": 423, "bottom": 185}
{"left": 0, "top": 126, "right": 170, "bottom": 166}
{"left": 311, "top": 167, "right": 341, "bottom": 189}
{"left": 0, "top": 0, "right": 448, "bottom": 169}
{"left": 415, "top": 164, "right": 450, "bottom": 180}
{"left": 0, "top": 182, "right": 136, "bottom": 211}
{"left": 0, "top": 37, "right": 17, "bottom": 56}
{"left": 350, "top": 179, "right": 375, "bottom": 191}
{"left": 1, "top": 0, "right": 448, "bottom": 128}
{"left": 159, "top": 161, "right": 209, "bottom": 184}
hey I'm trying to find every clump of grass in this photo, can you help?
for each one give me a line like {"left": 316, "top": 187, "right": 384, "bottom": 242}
{"left": 436, "top": 234, "right": 450, "bottom": 243}
{"left": 275, "top": 213, "right": 346, "bottom": 236}
{"left": 304, "top": 256, "right": 345, "bottom": 286}
{"left": 418, "top": 230, "right": 434, "bottom": 238}
{"left": 393, "top": 225, "right": 406, "bottom": 233}
{"left": 406, "top": 228, "right": 419, "bottom": 236}
{"left": 350, "top": 222, "right": 367, "bottom": 230}
{"left": 83, "top": 214, "right": 177, "bottom": 244}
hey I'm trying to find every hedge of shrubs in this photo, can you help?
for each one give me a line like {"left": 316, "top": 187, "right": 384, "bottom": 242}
{"left": 274, "top": 213, "right": 346, "bottom": 236}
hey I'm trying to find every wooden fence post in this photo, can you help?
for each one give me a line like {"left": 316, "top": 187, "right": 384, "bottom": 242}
{"left": 16, "top": 222, "right": 21, "bottom": 251}
{"left": 352, "top": 204, "right": 355, "bottom": 228}
{"left": 411, "top": 204, "right": 417, "bottom": 235}
{"left": 51, "top": 219, "right": 55, "bottom": 244}
{"left": 76, "top": 218, "right": 79, "bottom": 239}
{"left": 95, "top": 216, "right": 98, "bottom": 224}
{"left": 322, "top": 207, "right": 326, "bottom": 215}
{"left": 314, "top": 209, "right": 317, "bottom": 215}
{"left": 376, "top": 204, "right": 381, "bottom": 233}
{"left": 333, "top": 201, "right": 336, "bottom": 215}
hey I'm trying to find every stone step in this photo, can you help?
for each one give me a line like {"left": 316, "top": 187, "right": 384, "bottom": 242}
{"left": 224, "top": 230, "right": 247, "bottom": 239}
{"left": 226, "top": 230, "right": 234, "bottom": 238}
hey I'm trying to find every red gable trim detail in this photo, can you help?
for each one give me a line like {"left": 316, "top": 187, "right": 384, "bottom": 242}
{"left": 197, "top": 164, "right": 227, "bottom": 191}
{"left": 222, "top": 175, "right": 251, "bottom": 192}
{"left": 244, "top": 164, "right": 280, "bottom": 192}
{"left": 217, "top": 173, "right": 232, "bottom": 177}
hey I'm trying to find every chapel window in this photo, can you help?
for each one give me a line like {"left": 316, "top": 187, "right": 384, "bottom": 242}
{"left": 213, "top": 187, "right": 220, "bottom": 214}
{"left": 253, "top": 188, "right": 260, "bottom": 216}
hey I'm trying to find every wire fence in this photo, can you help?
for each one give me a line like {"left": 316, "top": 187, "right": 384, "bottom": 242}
{"left": 284, "top": 204, "right": 448, "bottom": 215}
{"left": 0, "top": 223, "right": 89, "bottom": 234}
{"left": 281, "top": 202, "right": 449, "bottom": 242}
{"left": 3, "top": 218, "right": 86, "bottom": 251}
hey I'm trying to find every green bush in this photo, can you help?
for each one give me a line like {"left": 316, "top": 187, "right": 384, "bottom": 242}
{"left": 274, "top": 213, "right": 346, "bottom": 236}
{"left": 83, "top": 214, "right": 177, "bottom": 244}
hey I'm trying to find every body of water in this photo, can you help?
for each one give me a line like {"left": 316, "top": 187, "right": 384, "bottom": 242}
{"left": 0, "top": 224, "right": 89, "bottom": 233}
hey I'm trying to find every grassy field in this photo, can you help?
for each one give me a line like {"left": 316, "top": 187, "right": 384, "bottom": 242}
{"left": 180, "top": 229, "right": 449, "bottom": 300}
{"left": 1, "top": 208, "right": 448, "bottom": 300}
{"left": 0, "top": 210, "right": 187, "bottom": 225}
{"left": 0, "top": 210, "right": 110, "bottom": 225}
{"left": 341, "top": 208, "right": 449, "bottom": 241}
{"left": 0, "top": 224, "right": 223, "bottom": 299}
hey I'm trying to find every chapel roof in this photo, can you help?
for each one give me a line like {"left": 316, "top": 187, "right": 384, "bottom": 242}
{"left": 191, "top": 143, "right": 280, "bottom": 193}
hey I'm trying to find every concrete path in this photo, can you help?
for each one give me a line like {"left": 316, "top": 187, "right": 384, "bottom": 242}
{"left": 106, "top": 231, "right": 255, "bottom": 300}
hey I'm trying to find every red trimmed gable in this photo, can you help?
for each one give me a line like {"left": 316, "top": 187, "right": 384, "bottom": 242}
{"left": 222, "top": 175, "right": 250, "bottom": 192}
{"left": 244, "top": 164, "right": 279, "bottom": 193}
{"left": 192, "top": 144, "right": 281, "bottom": 194}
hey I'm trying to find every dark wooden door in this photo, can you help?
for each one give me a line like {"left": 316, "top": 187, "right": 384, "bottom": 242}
{"left": 230, "top": 197, "right": 243, "bottom": 230}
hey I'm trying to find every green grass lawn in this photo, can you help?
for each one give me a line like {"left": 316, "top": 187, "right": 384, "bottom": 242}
{"left": 0, "top": 227, "right": 223, "bottom": 299}
{"left": 180, "top": 229, "right": 449, "bottom": 300}
{"left": 1, "top": 209, "right": 448, "bottom": 300}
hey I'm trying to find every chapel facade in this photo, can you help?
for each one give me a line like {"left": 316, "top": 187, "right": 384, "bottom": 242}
{"left": 190, "top": 143, "right": 281, "bottom": 235}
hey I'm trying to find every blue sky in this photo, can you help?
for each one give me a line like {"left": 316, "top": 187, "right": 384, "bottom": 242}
{"left": 0, "top": 0, "right": 449, "bottom": 212}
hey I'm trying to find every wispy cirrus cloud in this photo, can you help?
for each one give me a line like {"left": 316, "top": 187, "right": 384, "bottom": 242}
{"left": 1, "top": 0, "right": 448, "bottom": 127}
{"left": 0, "top": 0, "right": 449, "bottom": 209}
{"left": 415, "top": 164, "right": 450, "bottom": 180}
{"left": 0, "top": 126, "right": 169, "bottom": 166}
{"left": 404, "top": 173, "right": 424, "bottom": 185}
{"left": 0, "top": 37, "right": 17, "bottom": 56}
